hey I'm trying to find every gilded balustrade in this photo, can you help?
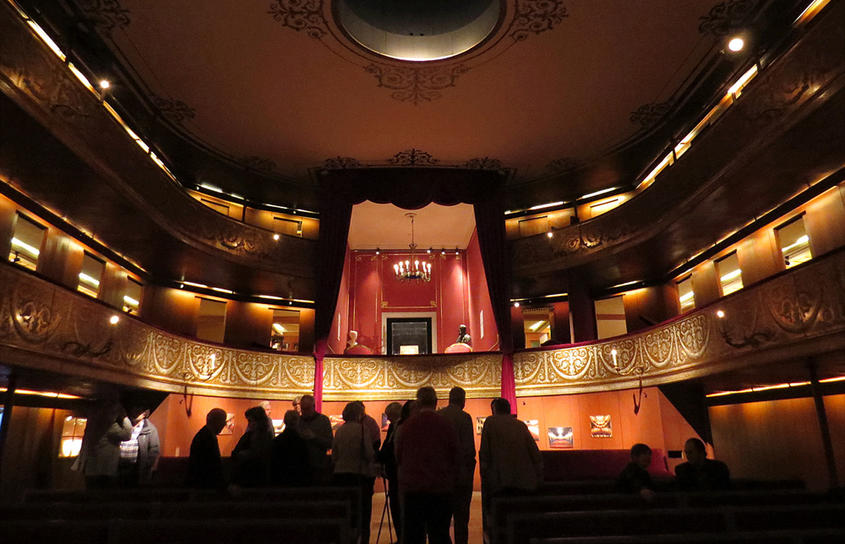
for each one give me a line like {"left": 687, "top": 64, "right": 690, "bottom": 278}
{"left": 0, "top": 248, "right": 843, "bottom": 399}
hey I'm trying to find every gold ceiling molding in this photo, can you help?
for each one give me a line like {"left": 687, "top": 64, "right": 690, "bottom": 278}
{"left": 321, "top": 353, "right": 502, "bottom": 401}
{"left": 267, "top": 0, "right": 569, "bottom": 104}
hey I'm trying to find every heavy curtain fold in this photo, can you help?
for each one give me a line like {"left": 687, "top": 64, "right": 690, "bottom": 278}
{"left": 313, "top": 168, "right": 515, "bottom": 412}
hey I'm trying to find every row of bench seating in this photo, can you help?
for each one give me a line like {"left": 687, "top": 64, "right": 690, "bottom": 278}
{"left": 490, "top": 487, "right": 845, "bottom": 544}
{"left": 3, "top": 486, "right": 362, "bottom": 544}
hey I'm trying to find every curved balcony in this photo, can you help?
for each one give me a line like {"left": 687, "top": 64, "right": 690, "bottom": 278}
{"left": 0, "top": 4, "right": 316, "bottom": 295}
{"left": 1, "top": 247, "right": 842, "bottom": 400}
{"left": 511, "top": 2, "right": 845, "bottom": 293}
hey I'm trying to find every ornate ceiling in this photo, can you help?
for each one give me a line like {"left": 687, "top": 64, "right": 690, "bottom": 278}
{"left": 31, "top": 0, "right": 773, "bottom": 205}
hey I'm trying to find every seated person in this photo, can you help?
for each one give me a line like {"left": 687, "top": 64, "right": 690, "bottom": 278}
{"left": 616, "top": 443, "right": 655, "bottom": 500}
{"left": 675, "top": 438, "right": 730, "bottom": 491}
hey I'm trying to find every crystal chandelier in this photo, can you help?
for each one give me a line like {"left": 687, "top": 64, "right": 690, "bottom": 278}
{"left": 393, "top": 213, "right": 432, "bottom": 282}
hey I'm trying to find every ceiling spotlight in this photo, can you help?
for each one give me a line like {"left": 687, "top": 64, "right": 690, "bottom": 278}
{"left": 716, "top": 310, "right": 726, "bottom": 319}
{"left": 427, "top": 248, "right": 432, "bottom": 254}
{"left": 513, "top": 302, "right": 520, "bottom": 308}
{"left": 98, "top": 79, "right": 111, "bottom": 90}
{"left": 272, "top": 233, "right": 280, "bottom": 241}
{"left": 441, "top": 249, "right": 446, "bottom": 255}
{"left": 546, "top": 230, "right": 554, "bottom": 238}
{"left": 109, "top": 315, "right": 120, "bottom": 325}
{"left": 375, "top": 247, "right": 380, "bottom": 255}
{"left": 727, "top": 37, "right": 744, "bottom": 52}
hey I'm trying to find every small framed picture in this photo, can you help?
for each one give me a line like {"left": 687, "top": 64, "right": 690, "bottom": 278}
{"left": 547, "top": 426, "right": 574, "bottom": 448}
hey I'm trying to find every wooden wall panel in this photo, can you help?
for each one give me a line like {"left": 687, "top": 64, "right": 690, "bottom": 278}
{"left": 139, "top": 285, "right": 200, "bottom": 337}
{"left": 224, "top": 301, "right": 272, "bottom": 348}
{"left": 804, "top": 184, "right": 845, "bottom": 257}
{"left": 709, "top": 397, "right": 836, "bottom": 490}
{"left": 36, "top": 228, "right": 82, "bottom": 290}
{"left": 691, "top": 261, "right": 720, "bottom": 307}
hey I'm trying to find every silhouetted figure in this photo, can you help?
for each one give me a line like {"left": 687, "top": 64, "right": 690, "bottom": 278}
{"left": 617, "top": 443, "right": 655, "bottom": 500}
{"left": 456, "top": 324, "right": 471, "bottom": 346}
{"left": 271, "top": 410, "right": 311, "bottom": 486}
{"left": 76, "top": 400, "right": 133, "bottom": 490}
{"left": 396, "top": 386, "right": 458, "bottom": 544}
{"left": 675, "top": 438, "right": 731, "bottom": 491}
{"left": 187, "top": 408, "right": 227, "bottom": 489}
{"left": 378, "top": 401, "right": 403, "bottom": 539}
{"left": 438, "top": 387, "right": 476, "bottom": 544}
{"left": 118, "top": 407, "right": 160, "bottom": 487}
{"left": 298, "top": 394, "right": 334, "bottom": 483}
{"left": 231, "top": 406, "right": 273, "bottom": 487}
{"left": 480, "top": 398, "right": 543, "bottom": 537}
{"left": 333, "top": 402, "right": 375, "bottom": 544}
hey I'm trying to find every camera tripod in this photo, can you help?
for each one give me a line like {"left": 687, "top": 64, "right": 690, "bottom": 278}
{"left": 375, "top": 475, "right": 396, "bottom": 544}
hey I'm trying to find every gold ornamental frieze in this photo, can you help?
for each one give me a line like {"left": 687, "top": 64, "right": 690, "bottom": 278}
{"left": 321, "top": 353, "right": 502, "bottom": 401}
{"left": 0, "top": 265, "right": 314, "bottom": 398}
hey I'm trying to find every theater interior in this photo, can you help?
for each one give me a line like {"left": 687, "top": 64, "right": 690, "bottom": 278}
{"left": 0, "top": 0, "right": 844, "bottom": 542}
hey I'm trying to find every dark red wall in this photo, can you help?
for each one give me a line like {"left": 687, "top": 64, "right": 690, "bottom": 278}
{"left": 346, "top": 229, "right": 494, "bottom": 353}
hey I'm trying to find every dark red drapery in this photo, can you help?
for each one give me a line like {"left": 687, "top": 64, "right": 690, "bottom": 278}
{"left": 313, "top": 168, "right": 515, "bottom": 412}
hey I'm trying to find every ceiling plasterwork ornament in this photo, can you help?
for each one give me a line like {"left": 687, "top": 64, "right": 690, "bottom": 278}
{"left": 698, "top": 0, "right": 759, "bottom": 36}
{"left": 150, "top": 95, "right": 195, "bottom": 124}
{"left": 465, "top": 157, "right": 504, "bottom": 170}
{"left": 629, "top": 101, "right": 672, "bottom": 129}
{"left": 78, "top": 0, "right": 131, "bottom": 35}
{"left": 389, "top": 149, "right": 439, "bottom": 166}
{"left": 268, "top": 0, "right": 328, "bottom": 39}
{"left": 266, "top": 0, "right": 570, "bottom": 104}
{"left": 323, "top": 156, "right": 361, "bottom": 169}
{"left": 365, "top": 63, "right": 470, "bottom": 105}
{"left": 510, "top": 0, "right": 569, "bottom": 41}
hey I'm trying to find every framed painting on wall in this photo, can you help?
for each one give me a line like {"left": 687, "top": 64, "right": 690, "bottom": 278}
{"left": 548, "top": 426, "right": 574, "bottom": 448}
{"left": 589, "top": 415, "right": 612, "bottom": 438}
{"left": 220, "top": 413, "right": 235, "bottom": 435}
{"left": 522, "top": 419, "right": 540, "bottom": 441}
{"left": 476, "top": 416, "right": 487, "bottom": 434}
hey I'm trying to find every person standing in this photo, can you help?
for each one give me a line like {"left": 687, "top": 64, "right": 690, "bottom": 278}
{"left": 396, "top": 387, "right": 458, "bottom": 544}
{"left": 231, "top": 406, "right": 273, "bottom": 487}
{"left": 479, "top": 398, "right": 543, "bottom": 536}
{"left": 76, "top": 400, "right": 133, "bottom": 489}
{"left": 118, "top": 407, "right": 160, "bottom": 487}
{"left": 298, "top": 394, "right": 333, "bottom": 483}
{"left": 438, "top": 387, "right": 475, "bottom": 544}
{"left": 378, "top": 402, "right": 403, "bottom": 540}
{"left": 333, "top": 402, "right": 376, "bottom": 544}
{"left": 186, "top": 408, "right": 228, "bottom": 489}
{"left": 271, "top": 410, "right": 311, "bottom": 486}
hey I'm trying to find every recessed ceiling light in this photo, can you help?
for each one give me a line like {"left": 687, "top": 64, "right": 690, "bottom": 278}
{"left": 513, "top": 302, "right": 520, "bottom": 308}
{"left": 109, "top": 315, "right": 120, "bottom": 325}
{"left": 99, "top": 79, "right": 111, "bottom": 90}
{"left": 728, "top": 37, "right": 744, "bottom": 52}
{"left": 273, "top": 233, "right": 280, "bottom": 241}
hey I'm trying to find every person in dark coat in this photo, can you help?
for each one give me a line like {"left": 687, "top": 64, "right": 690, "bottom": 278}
{"left": 186, "top": 408, "right": 227, "bottom": 489}
{"left": 271, "top": 410, "right": 311, "bottom": 486}
{"left": 616, "top": 443, "right": 655, "bottom": 500}
{"left": 231, "top": 406, "right": 273, "bottom": 487}
{"left": 675, "top": 438, "right": 731, "bottom": 491}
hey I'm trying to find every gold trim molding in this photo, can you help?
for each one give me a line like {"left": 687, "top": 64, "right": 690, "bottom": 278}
{"left": 0, "top": 265, "right": 314, "bottom": 399}
{"left": 322, "top": 353, "right": 501, "bottom": 401}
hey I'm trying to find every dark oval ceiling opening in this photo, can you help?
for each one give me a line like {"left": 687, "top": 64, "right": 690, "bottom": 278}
{"left": 335, "top": 0, "right": 503, "bottom": 62}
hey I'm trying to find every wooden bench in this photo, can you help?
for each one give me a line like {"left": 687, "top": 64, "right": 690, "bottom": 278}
{"left": 0, "top": 518, "right": 348, "bottom": 544}
{"left": 528, "top": 528, "right": 845, "bottom": 544}
{"left": 507, "top": 504, "right": 845, "bottom": 544}
{"left": 491, "top": 489, "right": 830, "bottom": 544}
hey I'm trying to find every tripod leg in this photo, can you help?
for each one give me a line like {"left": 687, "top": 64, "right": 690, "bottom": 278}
{"left": 376, "top": 488, "right": 389, "bottom": 543}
